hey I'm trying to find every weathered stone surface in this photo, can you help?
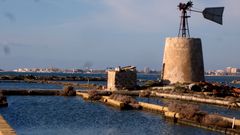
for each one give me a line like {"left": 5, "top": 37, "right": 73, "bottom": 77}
{"left": 162, "top": 37, "right": 205, "bottom": 84}
{"left": 107, "top": 66, "right": 137, "bottom": 90}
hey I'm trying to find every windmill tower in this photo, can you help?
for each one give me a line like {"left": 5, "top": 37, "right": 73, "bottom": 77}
{"left": 162, "top": 1, "right": 224, "bottom": 84}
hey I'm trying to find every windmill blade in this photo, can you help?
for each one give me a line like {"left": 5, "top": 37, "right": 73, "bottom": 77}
{"left": 202, "top": 7, "right": 224, "bottom": 25}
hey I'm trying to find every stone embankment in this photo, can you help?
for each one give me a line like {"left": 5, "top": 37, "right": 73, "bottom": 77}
{"left": 77, "top": 91, "right": 141, "bottom": 110}
{"left": 76, "top": 91, "right": 240, "bottom": 134}
{"left": 148, "top": 82, "right": 240, "bottom": 108}
{"left": 4, "top": 79, "right": 102, "bottom": 89}
{"left": 152, "top": 91, "right": 240, "bottom": 108}
{"left": 77, "top": 88, "right": 240, "bottom": 108}
{"left": 2, "top": 84, "right": 238, "bottom": 108}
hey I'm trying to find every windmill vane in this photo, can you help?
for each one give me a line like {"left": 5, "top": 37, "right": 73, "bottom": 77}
{"left": 177, "top": 1, "right": 224, "bottom": 38}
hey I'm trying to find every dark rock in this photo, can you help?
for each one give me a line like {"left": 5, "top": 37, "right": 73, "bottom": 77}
{"left": 60, "top": 86, "right": 76, "bottom": 96}
{"left": 109, "top": 94, "right": 138, "bottom": 104}
{"left": 174, "top": 85, "right": 187, "bottom": 93}
{"left": 0, "top": 94, "right": 8, "bottom": 107}
{"left": 188, "top": 83, "right": 201, "bottom": 92}
{"left": 202, "top": 114, "right": 231, "bottom": 128}
{"left": 88, "top": 90, "right": 102, "bottom": 100}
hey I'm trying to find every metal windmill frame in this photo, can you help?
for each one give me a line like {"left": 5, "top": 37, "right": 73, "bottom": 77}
{"left": 177, "top": 1, "right": 224, "bottom": 38}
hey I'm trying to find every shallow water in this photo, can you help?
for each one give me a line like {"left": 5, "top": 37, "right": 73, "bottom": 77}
{"left": 0, "top": 81, "right": 62, "bottom": 90}
{"left": 0, "top": 96, "right": 220, "bottom": 135}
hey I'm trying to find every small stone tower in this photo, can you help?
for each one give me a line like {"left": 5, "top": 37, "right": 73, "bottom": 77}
{"left": 107, "top": 66, "right": 137, "bottom": 90}
{"left": 162, "top": 37, "right": 205, "bottom": 84}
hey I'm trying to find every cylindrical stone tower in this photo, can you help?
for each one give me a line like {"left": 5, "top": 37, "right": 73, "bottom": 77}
{"left": 162, "top": 37, "right": 205, "bottom": 84}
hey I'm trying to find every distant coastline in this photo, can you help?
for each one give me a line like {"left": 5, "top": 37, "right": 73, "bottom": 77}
{"left": 1, "top": 71, "right": 240, "bottom": 77}
{"left": 205, "top": 75, "right": 240, "bottom": 77}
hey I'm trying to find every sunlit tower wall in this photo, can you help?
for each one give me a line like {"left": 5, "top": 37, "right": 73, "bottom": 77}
{"left": 162, "top": 37, "right": 205, "bottom": 84}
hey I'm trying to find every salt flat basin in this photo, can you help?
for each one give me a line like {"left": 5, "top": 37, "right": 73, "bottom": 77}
{"left": 0, "top": 96, "right": 220, "bottom": 135}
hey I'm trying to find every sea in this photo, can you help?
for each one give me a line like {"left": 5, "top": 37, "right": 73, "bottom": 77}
{"left": 0, "top": 72, "right": 240, "bottom": 135}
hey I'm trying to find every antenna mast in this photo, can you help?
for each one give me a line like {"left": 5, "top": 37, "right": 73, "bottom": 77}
{"left": 178, "top": 1, "right": 193, "bottom": 37}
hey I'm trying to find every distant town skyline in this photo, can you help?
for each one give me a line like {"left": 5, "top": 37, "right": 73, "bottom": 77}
{"left": 0, "top": 0, "right": 240, "bottom": 70}
{"left": 3, "top": 66, "right": 240, "bottom": 74}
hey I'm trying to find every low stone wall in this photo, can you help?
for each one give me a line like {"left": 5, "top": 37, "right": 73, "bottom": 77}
{"left": 154, "top": 92, "right": 240, "bottom": 108}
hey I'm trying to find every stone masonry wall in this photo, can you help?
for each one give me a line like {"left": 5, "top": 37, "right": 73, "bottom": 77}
{"left": 162, "top": 37, "right": 205, "bottom": 84}
{"left": 107, "top": 69, "right": 137, "bottom": 90}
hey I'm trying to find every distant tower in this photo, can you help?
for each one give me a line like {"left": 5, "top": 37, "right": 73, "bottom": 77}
{"left": 161, "top": 1, "right": 224, "bottom": 84}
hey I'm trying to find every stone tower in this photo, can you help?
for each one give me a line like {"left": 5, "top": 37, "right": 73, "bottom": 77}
{"left": 162, "top": 37, "right": 205, "bottom": 84}
{"left": 160, "top": 1, "right": 224, "bottom": 84}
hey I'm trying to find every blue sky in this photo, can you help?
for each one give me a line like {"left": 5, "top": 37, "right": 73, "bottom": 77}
{"left": 0, "top": 0, "right": 239, "bottom": 70}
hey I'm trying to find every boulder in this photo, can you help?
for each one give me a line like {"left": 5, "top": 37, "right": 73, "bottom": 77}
{"left": 188, "top": 83, "right": 201, "bottom": 92}
{"left": 60, "top": 86, "right": 76, "bottom": 96}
